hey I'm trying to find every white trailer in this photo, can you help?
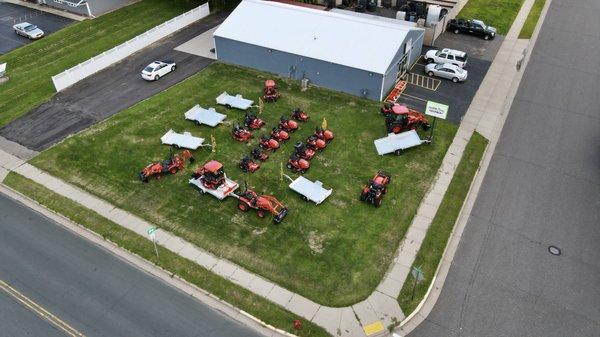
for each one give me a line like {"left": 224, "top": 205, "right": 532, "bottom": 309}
{"left": 184, "top": 104, "right": 226, "bottom": 127}
{"left": 160, "top": 129, "right": 208, "bottom": 150}
{"left": 216, "top": 91, "right": 254, "bottom": 110}
{"left": 286, "top": 175, "right": 332, "bottom": 205}
{"left": 374, "top": 130, "right": 430, "bottom": 156}
{"left": 188, "top": 175, "right": 239, "bottom": 200}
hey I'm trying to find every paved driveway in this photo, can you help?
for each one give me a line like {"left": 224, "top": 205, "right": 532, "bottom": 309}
{"left": 42, "top": 0, "right": 137, "bottom": 17}
{"left": 0, "top": 2, "right": 73, "bottom": 54}
{"left": 409, "top": 0, "right": 600, "bottom": 336}
{"left": 0, "top": 11, "right": 228, "bottom": 151}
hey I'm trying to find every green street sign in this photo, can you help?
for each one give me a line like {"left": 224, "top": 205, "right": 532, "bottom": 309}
{"left": 147, "top": 227, "right": 157, "bottom": 235}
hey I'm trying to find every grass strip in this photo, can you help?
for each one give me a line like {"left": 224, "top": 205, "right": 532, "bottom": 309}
{"left": 518, "top": 0, "right": 546, "bottom": 38}
{"left": 457, "top": 0, "right": 525, "bottom": 36}
{"left": 3, "top": 172, "right": 330, "bottom": 337}
{"left": 398, "top": 132, "right": 488, "bottom": 314}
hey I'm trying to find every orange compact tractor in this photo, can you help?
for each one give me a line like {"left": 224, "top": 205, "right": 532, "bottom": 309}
{"left": 360, "top": 171, "right": 391, "bottom": 207}
{"left": 191, "top": 160, "right": 226, "bottom": 190}
{"left": 236, "top": 187, "right": 289, "bottom": 224}
{"left": 381, "top": 102, "right": 430, "bottom": 134}
{"left": 263, "top": 79, "right": 280, "bottom": 103}
{"left": 140, "top": 150, "right": 194, "bottom": 182}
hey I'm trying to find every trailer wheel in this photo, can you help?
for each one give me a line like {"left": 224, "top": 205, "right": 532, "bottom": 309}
{"left": 301, "top": 195, "right": 309, "bottom": 201}
{"left": 238, "top": 202, "right": 248, "bottom": 212}
{"left": 194, "top": 120, "right": 201, "bottom": 126}
{"left": 394, "top": 149, "right": 403, "bottom": 156}
{"left": 225, "top": 104, "right": 232, "bottom": 109}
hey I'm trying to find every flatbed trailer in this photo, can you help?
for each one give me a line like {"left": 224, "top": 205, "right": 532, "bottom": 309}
{"left": 374, "top": 130, "right": 430, "bottom": 155}
{"left": 184, "top": 104, "right": 226, "bottom": 127}
{"left": 216, "top": 92, "right": 254, "bottom": 110}
{"left": 285, "top": 175, "right": 332, "bottom": 205}
{"left": 161, "top": 129, "right": 208, "bottom": 150}
{"left": 188, "top": 175, "right": 239, "bottom": 200}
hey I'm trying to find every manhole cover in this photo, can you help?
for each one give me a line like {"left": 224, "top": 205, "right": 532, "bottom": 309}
{"left": 548, "top": 245, "right": 561, "bottom": 256}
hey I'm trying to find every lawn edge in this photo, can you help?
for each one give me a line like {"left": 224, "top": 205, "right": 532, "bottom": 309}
{"left": 1, "top": 172, "right": 331, "bottom": 337}
{"left": 397, "top": 132, "right": 489, "bottom": 315}
{"left": 518, "top": 0, "right": 547, "bottom": 38}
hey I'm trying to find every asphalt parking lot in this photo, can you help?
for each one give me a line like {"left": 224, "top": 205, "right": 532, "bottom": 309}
{"left": 399, "top": 32, "right": 504, "bottom": 123}
{"left": 0, "top": 11, "right": 228, "bottom": 151}
{"left": 0, "top": 2, "right": 73, "bottom": 54}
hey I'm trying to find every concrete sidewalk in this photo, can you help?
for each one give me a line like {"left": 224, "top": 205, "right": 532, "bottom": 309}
{"left": 0, "top": 0, "right": 541, "bottom": 335}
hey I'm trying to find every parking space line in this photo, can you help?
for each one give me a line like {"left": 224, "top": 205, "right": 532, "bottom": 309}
{"left": 406, "top": 73, "right": 441, "bottom": 91}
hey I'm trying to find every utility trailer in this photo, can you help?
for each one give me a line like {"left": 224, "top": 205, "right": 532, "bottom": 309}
{"left": 160, "top": 129, "right": 208, "bottom": 150}
{"left": 184, "top": 104, "right": 226, "bottom": 127}
{"left": 374, "top": 130, "right": 430, "bottom": 156}
{"left": 216, "top": 91, "right": 254, "bottom": 110}
{"left": 188, "top": 175, "right": 239, "bottom": 200}
{"left": 286, "top": 175, "right": 332, "bottom": 205}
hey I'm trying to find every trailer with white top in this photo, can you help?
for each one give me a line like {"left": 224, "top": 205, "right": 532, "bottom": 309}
{"left": 374, "top": 130, "right": 430, "bottom": 156}
{"left": 161, "top": 129, "right": 208, "bottom": 150}
{"left": 216, "top": 91, "right": 254, "bottom": 110}
{"left": 184, "top": 104, "right": 226, "bottom": 127}
{"left": 285, "top": 175, "right": 332, "bottom": 205}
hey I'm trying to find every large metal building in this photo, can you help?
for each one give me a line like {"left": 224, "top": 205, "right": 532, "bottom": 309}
{"left": 214, "top": 0, "right": 424, "bottom": 101}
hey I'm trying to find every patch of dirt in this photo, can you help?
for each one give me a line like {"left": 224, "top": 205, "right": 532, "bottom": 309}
{"left": 231, "top": 213, "right": 246, "bottom": 226}
{"left": 308, "top": 230, "right": 327, "bottom": 254}
{"left": 330, "top": 199, "right": 347, "bottom": 209}
{"left": 252, "top": 227, "right": 268, "bottom": 235}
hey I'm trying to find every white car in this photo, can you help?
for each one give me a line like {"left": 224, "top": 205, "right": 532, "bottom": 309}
{"left": 425, "top": 48, "right": 468, "bottom": 68}
{"left": 141, "top": 61, "right": 176, "bottom": 81}
{"left": 13, "top": 22, "right": 44, "bottom": 40}
{"left": 425, "top": 63, "right": 468, "bottom": 83}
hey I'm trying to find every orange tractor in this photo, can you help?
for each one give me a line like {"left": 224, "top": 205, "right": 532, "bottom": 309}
{"left": 263, "top": 79, "right": 280, "bottom": 103}
{"left": 236, "top": 186, "right": 289, "bottom": 224}
{"left": 139, "top": 150, "right": 194, "bottom": 183}
{"left": 381, "top": 102, "right": 430, "bottom": 134}
{"left": 360, "top": 171, "right": 391, "bottom": 207}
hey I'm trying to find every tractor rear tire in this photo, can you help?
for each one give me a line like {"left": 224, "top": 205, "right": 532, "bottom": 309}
{"left": 238, "top": 203, "right": 248, "bottom": 212}
{"left": 374, "top": 197, "right": 382, "bottom": 207}
{"left": 257, "top": 210, "right": 266, "bottom": 218}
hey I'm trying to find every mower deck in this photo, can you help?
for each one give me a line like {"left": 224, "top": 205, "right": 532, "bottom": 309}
{"left": 216, "top": 91, "right": 254, "bottom": 110}
{"left": 161, "top": 129, "right": 207, "bottom": 150}
{"left": 184, "top": 104, "right": 227, "bottom": 127}
{"left": 189, "top": 174, "right": 239, "bottom": 200}
{"left": 374, "top": 130, "right": 430, "bottom": 155}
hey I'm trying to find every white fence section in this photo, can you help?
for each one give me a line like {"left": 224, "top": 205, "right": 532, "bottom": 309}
{"left": 51, "top": 3, "right": 210, "bottom": 92}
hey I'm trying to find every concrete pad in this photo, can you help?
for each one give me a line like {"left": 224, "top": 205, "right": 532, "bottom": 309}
{"left": 405, "top": 226, "right": 427, "bottom": 245}
{"left": 229, "top": 267, "right": 256, "bottom": 288}
{"left": 368, "top": 291, "right": 405, "bottom": 325}
{"left": 266, "top": 285, "right": 294, "bottom": 307}
{"left": 352, "top": 300, "right": 379, "bottom": 326}
{"left": 194, "top": 250, "right": 218, "bottom": 270}
{"left": 286, "top": 294, "right": 320, "bottom": 320}
{"left": 410, "top": 214, "right": 432, "bottom": 232}
{"left": 211, "top": 259, "right": 238, "bottom": 278}
{"left": 174, "top": 25, "right": 219, "bottom": 59}
{"left": 339, "top": 307, "right": 365, "bottom": 337}
{"left": 0, "top": 167, "right": 8, "bottom": 182}
{"left": 177, "top": 242, "right": 200, "bottom": 262}
{"left": 0, "top": 136, "right": 38, "bottom": 160}
{"left": 311, "top": 305, "right": 342, "bottom": 336}
{"left": 161, "top": 235, "right": 187, "bottom": 254}
{"left": 388, "top": 261, "right": 411, "bottom": 283}
{"left": 0, "top": 150, "right": 24, "bottom": 170}
{"left": 377, "top": 276, "right": 404, "bottom": 298}
{"left": 247, "top": 276, "right": 275, "bottom": 298}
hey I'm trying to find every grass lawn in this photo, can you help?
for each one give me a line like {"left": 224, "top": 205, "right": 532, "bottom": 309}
{"left": 0, "top": 0, "right": 207, "bottom": 127}
{"left": 518, "top": 0, "right": 546, "bottom": 38}
{"left": 31, "top": 63, "right": 458, "bottom": 306}
{"left": 3, "top": 172, "right": 330, "bottom": 337}
{"left": 398, "top": 132, "right": 488, "bottom": 314}
{"left": 457, "top": 0, "right": 525, "bottom": 35}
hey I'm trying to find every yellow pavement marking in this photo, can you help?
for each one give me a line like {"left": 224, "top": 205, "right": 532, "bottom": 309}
{"left": 400, "top": 93, "right": 428, "bottom": 103}
{"left": 407, "top": 72, "right": 441, "bottom": 91}
{"left": 0, "top": 280, "right": 85, "bottom": 337}
{"left": 363, "top": 320, "right": 385, "bottom": 336}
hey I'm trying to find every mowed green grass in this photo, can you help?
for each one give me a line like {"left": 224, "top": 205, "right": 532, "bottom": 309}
{"left": 518, "top": 0, "right": 546, "bottom": 38}
{"left": 457, "top": 0, "right": 525, "bottom": 35}
{"left": 3, "top": 172, "right": 330, "bottom": 337}
{"left": 398, "top": 132, "right": 488, "bottom": 314}
{"left": 0, "top": 0, "right": 204, "bottom": 127}
{"left": 31, "top": 63, "right": 458, "bottom": 306}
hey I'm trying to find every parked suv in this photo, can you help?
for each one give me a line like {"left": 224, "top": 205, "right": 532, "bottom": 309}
{"left": 425, "top": 48, "right": 468, "bottom": 68}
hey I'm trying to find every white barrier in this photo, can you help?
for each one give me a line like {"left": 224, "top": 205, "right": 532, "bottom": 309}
{"left": 51, "top": 3, "right": 210, "bottom": 92}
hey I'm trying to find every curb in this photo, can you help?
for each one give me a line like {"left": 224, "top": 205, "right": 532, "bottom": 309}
{"left": 392, "top": 0, "right": 553, "bottom": 334}
{"left": 0, "top": 183, "right": 298, "bottom": 337}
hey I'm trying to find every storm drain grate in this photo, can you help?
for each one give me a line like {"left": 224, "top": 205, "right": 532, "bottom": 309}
{"left": 548, "top": 245, "right": 561, "bottom": 256}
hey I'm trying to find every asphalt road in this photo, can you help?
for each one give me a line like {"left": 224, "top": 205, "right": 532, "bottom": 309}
{"left": 409, "top": 0, "right": 600, "bottom": 336}
{"left": 0, "top": 11, "right": 228, "bottom": 151}
{"left": 0, "top": 191, "right": 263, "bottom": 337}
{"left": 0, "top": 2, "right": 73, "bottom": 54}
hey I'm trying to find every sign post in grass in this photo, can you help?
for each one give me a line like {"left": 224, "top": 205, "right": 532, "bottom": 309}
{"left": 425, "top": 101, "right": 449, "bottom": 142}
{"left": 410, "top": 265, "right": 425, "bottom": 300}
{"left": 147, "top": 227, "right": 159, "bottom": 258}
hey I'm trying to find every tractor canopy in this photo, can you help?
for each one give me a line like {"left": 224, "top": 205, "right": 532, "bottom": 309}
{"left": 391, "top": 104, "right": 409, "bottom": 115}
{"left": 265, "top": 79, "right": 276, "bottom": 88}
{"left": 203, "top": 160, "right": 223, "bottom": 173}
